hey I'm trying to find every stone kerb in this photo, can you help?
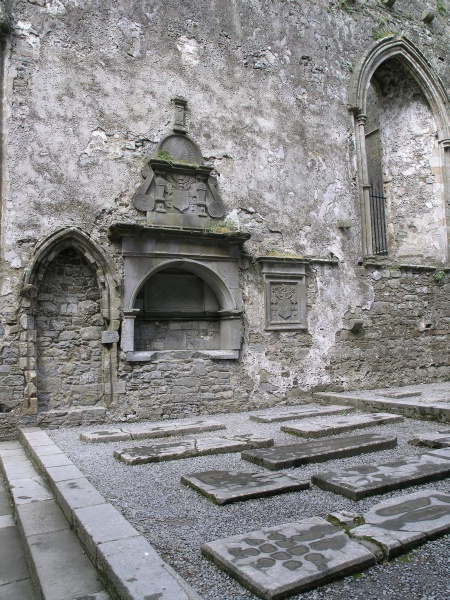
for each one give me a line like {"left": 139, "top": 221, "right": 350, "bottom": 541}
{"left": 19, "top": 428, "right": 202, "bottom": 600}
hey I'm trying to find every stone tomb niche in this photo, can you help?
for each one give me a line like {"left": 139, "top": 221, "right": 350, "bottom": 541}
{"left": 35, "top": 248, "right": 103, "bottom": 409}
{"left": 134, "top": 267, "right": 221, "bottom": 351}
{"left": 110, "top": 224, "right": 250, "bottom": 361}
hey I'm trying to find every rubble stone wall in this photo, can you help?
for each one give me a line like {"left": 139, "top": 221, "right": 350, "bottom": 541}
{"left": 330, "top": 268, "right": 450, "bottom": 389}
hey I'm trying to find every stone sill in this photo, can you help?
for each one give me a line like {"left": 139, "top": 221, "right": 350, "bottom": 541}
{"left": 362, "top": 258, "right": 450, "bottom": 272}
{"left": 255, "top": 255, "right": 339, "bottom": 265}
{"left": 126, "top": 350, "right": 239, "bottom": 362}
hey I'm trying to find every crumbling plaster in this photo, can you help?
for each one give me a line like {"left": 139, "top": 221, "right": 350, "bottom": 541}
{"left": 1, "top": 0, "right": 450, "bottom": 427}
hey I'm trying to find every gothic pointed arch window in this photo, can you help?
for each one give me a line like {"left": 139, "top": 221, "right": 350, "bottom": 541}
{"left": 349, "top": 36, "right": 450, "bottom": 264}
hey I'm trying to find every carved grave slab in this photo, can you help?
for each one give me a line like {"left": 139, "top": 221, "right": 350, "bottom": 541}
{"left": 350, "top": 490, "right": 450, "bottom": 558}
{"left": 241, "top": 433, "right": 397, "bottom": 471}
{"left": 181, "top": 470, "right": 309, "bottom": 505}
{"left": 114, "top": 434, "right": 273, "bottom": 465}
{"left": 202, "top": 518, "right": 376, "bottom": 599}
{"left": 281, "top": 413, "right": 403, "bottom": 439}
{"left": 250, "top": 405, "right": 355, "bottom": 424}
{"left": 312, "top": 452, "right": 450, "bottom": 500}
{"left": 80, "top": 419, "right": 226, "bottom": 443}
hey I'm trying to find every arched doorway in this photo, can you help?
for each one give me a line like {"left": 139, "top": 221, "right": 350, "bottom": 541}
{"left": 19, "top": 228, "right": 120, "bottom": 414}
{"left": 36, "top": 248, "right": 103, "bottom": 410}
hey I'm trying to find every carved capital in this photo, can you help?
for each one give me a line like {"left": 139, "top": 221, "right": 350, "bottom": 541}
{"left": 356, "top": 113, "right": 367, "bottom": 126}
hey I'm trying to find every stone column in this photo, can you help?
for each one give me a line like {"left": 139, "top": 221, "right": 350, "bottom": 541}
{"left": 355, "top": 113, "right": 373, "bottom": 256}
{"left": 121, "top": 309, "right": 140, "bottom": 352}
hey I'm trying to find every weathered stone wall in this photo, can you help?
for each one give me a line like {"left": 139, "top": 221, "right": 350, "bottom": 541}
{"left": 329, "top": 267, "right": 450, "bottom": 389}
{"left": 0, "top": 0, "right": 450, "bottom": 432}
{"left": 374, "top": 58, "right": 445, "bottom": 263}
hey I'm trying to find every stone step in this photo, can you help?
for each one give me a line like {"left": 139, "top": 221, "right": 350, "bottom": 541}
{"left": 0, "top": 466, "right": 36, "bottom": 600}
{"left": 241, "top": 433, "right": 397, "bottom": 470}
{"left": 281, "top": 412, "right": 403, "bottom": 438}
{"left": 18, "top": 428, "right": 202, "bottom": 600}
{"left": 312, "top": 450, "right": 450, "bottom": 500}
{"left": 314, "top": 391, "right": 450, "bottom": 423}
{"left": 80, "top": 418, "right": 226, "bottom": 443}
{"left": 202, "top": 490, "right": 450, "bottom": 598}
{"left": 114, "top": 433, "right": 273, "bottom": 465}
{"left": 0, "top": 439, "right": 110, "bottom": 600}
{"left": 249, "top": 404, "right": 355, "bottom": 423}
{"left": 181, "top": 470, "right": 309, "bottom": 505}
{"left": 409, "top": 432, "right": 450, "bottom": 448}
{"left": 202, "top": 518, "right": 377, "bottom": 599}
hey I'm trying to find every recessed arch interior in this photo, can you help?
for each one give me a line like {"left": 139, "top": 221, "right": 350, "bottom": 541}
{"left": 129, "top": 259, "right": 236, "bottom": 313}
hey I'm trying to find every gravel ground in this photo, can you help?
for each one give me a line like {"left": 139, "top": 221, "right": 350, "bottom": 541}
{"left": 47, "top": 404, "right": 450, "bottom": 600}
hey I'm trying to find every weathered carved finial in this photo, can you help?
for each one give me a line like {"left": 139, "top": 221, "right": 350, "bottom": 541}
{"left": 172, "top": 96, "right": 188, "bottom": 133}
{"left": 133, "top": 99, "right": 226, "bottom": 228}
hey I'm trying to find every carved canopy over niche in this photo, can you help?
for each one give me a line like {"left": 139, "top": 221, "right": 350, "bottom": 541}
{"left": 133, "top": 98, "right": 226, "bottom": 229}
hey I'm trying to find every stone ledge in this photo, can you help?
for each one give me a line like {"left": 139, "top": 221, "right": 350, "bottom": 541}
{"left": 126, "top": 349, "right": 239, "bottom": 362}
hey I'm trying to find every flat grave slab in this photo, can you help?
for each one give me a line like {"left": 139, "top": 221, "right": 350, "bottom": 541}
{"left": 312, "top": 452, "right": 450, "bottom": 500}
{"left": 114, "top": 434, "right": 273, "bottom": 465}
{"left": 409, "top": 432, "right": 450, "bottom": 449}
{"left": 281, "top": 413, "right": 403, "bottom": 438}
{"left": 241, "top": 433, "right": 397, "bottom": 471}
{"left": 250, "top": 405, "right": 355, "bottom": 424}
{"left": 181, "top": 471, "right": 309, "bottom": 505}
{"left": 80, "top": 419, "right": 226, "bottom": 443}
{"left": 202, "top": 517, "right": 376, "bottom": 599}
{"left": 350, "top": 490, "right": 450, "bottom": 559}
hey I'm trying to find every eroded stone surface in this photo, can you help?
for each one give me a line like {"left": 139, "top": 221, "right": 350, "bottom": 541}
{"left": 250, "top": 405, "right": 354, "bottom": 424}
{"left": 81, "top": 419, "right": 226, "bottom": 443}
{"left": 80, "top": 430, "right": 132, "bottom": 443}
{"left": 115, "top": 434, "right": 273, "bottom": 465}
{"left": 379, "top": 391, "right": 422, "bottom": 399}
{"left": 409, "top": 433, "right": 450, "bottom": 449}
{"left": 241, "top": 434, "right": 397, "bottom": 471}
{"left": 312, "top": 453, "right": 450, "bottom": 500}
{"left": 350, "top": 490, "right": 450, "bottom": 558}
{"left": 181, "top": 470, "right": 309, "bottom": 505}
{"left": 281, "top": 413, "right": 403, "bottom": 438}
{"left": 202, "top": 518, "right": 376, "bottom": 599}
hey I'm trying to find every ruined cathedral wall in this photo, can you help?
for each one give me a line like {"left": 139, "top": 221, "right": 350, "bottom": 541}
{"left": 0, "top": 0, "right": 450, "bottom": 426}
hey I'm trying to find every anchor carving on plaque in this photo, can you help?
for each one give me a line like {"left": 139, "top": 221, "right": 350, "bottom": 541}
{"left": 133, "top": 97, "right": 226, "bottom": 228}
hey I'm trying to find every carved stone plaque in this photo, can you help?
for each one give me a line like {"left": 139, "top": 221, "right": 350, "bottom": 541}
{"left": 256, "top": 257, "right": 308, "bottom": 331}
